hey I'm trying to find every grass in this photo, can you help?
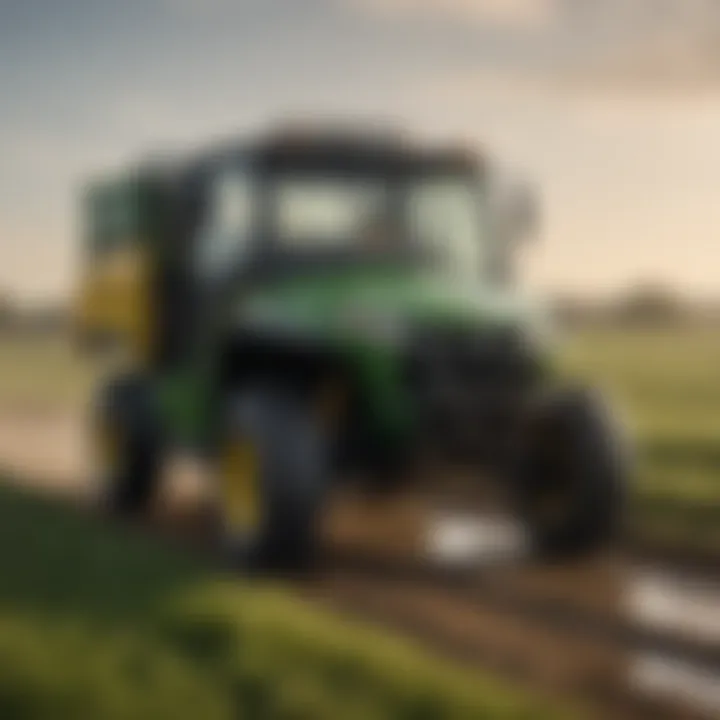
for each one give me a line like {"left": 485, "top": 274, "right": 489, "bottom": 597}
{"left": 0, "top": 483, "right": 566, "bottom": 719}
{"left": 562, "top": 325, "right": 720, "bottom": 445}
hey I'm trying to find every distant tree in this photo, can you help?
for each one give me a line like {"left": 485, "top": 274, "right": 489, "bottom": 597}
{"left": 0, "top": 293, "right": 18, "bottom": 330}
{"left": 30, "top": 305, "right": 69, "bottom": 334}
{"left": 549, "top": 295, "right": 599, "bottom": 328}
{"left": 613, "top": 283, "right": 686, "bottom": 325}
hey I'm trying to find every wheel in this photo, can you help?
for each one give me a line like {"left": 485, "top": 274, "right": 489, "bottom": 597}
{"left": 214, "top": 386, "right": 330, "bottom": 573}
{"left": 514, "top": 387, "right": 630, "bottom": 559}
{"left": 92, "top": 373, "right": 162, "bottom": 517}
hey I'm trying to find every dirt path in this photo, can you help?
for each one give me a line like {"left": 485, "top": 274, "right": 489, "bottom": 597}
{"left": 0, "top": 407, "right": 89, "bottom": 494}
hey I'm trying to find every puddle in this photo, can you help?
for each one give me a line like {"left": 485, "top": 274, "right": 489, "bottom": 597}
{"left": 631, "top": 653, "right": 720, "bottom": 715}
{"left": 625, "top": 566, "right": 720, "bottom": 643}
{"left": 0, "top": 409, "right": 87, "bottom": 493}
{"left": 623, "top": 567, "right": 720, "bottom": 714}
{"left": 424, "top": 513, "right": 529, "bottom": 566}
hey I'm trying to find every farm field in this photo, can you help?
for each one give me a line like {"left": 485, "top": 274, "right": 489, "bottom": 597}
{"left": 0, "top": 332, "right": 96, "bottom": 412}
{"left": 0, "top": 325, "right": 719, "bottom": 550}
{"left": 0, "top": 481, "right": 564, "bottom": 720}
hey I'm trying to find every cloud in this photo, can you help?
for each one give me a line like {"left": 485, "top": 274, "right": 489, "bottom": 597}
{"left": 348, "top": 0, "right": 557, "bottom": 29}
{"left": 158, "top": 0, "right": 232, "bottom": 16}
{"left": 555, "top": 0, "right": 720, "bottom": 91}
{"left": 351, "top": 0, "right": 720, "bottom": 91}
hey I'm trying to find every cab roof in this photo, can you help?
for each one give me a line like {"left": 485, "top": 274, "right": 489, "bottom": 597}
{"left": 168, "top": 125, "right": 483, "bottom": 178}
{"left": 128, "top": 125, "right": 484, "bottom": 189}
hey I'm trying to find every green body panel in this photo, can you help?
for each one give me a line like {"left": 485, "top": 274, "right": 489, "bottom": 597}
{"left": 155, "top": 266, "right": 555, "bottom": 449}
{"left": 240, "top": 268, "right": 547, "bottom": 333}
{"left": 156, "top": 370, "right": 209, "bottom": 446}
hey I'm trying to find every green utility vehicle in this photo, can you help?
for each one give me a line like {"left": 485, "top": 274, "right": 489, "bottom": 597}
{"left": 76, "top": 127, "right": 628, "bottom": 570}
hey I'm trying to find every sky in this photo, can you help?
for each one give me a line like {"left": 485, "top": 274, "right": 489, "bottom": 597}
{"left": 1, "top": 0, "right": 720, "bottom": 302}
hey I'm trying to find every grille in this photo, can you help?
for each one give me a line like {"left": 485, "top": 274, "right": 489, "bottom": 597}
{"left": 404, "top": 324, "right": 535, "bottom": 462}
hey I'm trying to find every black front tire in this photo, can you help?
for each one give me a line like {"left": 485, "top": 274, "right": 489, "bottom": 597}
{"left": 93, "top": 373, "right": 163, "bottom": 517}
{"left": 216, "top": 386, "right": 330, "bottom": 574}
{"left": 515, "top": 387, "right": 630, "bottom": 559}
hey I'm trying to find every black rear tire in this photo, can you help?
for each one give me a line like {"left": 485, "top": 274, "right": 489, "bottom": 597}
{"left": 93, "top": 373, "right": 162, "bottom": 517}
{"left": 514, "top": 387, "right": 630, "bottom": 559}
{"left": 216, "top": 386, "right": 330, "bottom": 574}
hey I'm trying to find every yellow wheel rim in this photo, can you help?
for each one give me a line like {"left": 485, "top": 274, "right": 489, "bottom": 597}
{"left": 220, "top": 437, "right": 261, "bottom": 534}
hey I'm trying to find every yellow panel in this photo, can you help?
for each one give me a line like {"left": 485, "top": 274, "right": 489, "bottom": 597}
{"left": 74, "top": 243, "right": 153, "bottom": 362}
{"left": 220, "top": 438, "right": 261, "bottom": 533}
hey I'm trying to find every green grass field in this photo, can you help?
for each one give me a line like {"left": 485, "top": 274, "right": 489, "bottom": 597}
{"left": 0, "top": 483, "right": 564, "bottom": 719}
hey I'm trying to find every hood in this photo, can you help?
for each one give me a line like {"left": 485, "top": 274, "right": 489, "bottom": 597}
{"left": 239, "top": 268, "right": 551, "bottom": 345}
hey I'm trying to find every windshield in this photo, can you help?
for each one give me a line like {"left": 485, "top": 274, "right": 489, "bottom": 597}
{"left": 274, "top": 176, "right": 389, "bottom": 250}
{"left": 196, "top": 164, "right": 485, "bottom": 276}
{"left": 407, "top": 178, "right": 485, "bottom": 280}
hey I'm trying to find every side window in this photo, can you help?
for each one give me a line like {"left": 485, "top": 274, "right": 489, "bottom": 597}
{"left": 85, "top": 184, "right": 141, "bottom": 256}
{"left": 196, "top": 167, "right": 255, "bottom": 279}
{"left": 408, "top": 180, "right": 484, "bottom": 279}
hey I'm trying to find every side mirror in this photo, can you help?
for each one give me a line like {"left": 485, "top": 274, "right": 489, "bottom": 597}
{"left": 495, "top": 181, "right": 538, "bottom": 247}
{"left": 484, "top": 176, "right": 538, "bottom": 287}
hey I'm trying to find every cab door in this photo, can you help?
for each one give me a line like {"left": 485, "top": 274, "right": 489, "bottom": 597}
{"left": 74, "top": 181, "right": 155, "bottom": 362}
